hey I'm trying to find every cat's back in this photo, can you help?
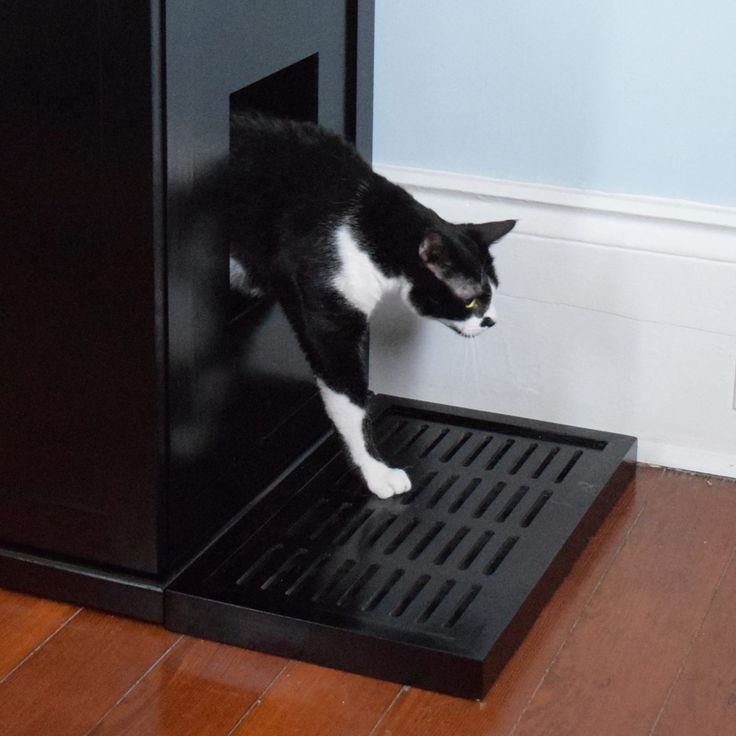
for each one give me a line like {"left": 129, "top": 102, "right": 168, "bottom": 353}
{"left": 230, "top": 114, "right": 370, "bottom": 195}
{"left": 228, "top": 114, "right": 379, "bottom": 280}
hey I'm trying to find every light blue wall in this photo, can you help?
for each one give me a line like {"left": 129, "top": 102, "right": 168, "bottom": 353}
{"left": 373, "top": 0, "right": 736, "bottom": 206}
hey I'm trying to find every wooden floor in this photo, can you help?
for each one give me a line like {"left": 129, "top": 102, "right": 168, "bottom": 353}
{"left": 1, "top": 466, "right": 735, "bottom": 736}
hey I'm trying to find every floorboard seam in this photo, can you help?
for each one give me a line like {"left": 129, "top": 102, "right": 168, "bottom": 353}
{"left": 0, "top": 605, "right": 82, "bottom": 687}
{"left": 223, "top": 658, "right": 292, "bottom": 736}
{"left": 366, "top": 685, "right": 410, "bottom": 736}
{"left": 506, "top": 469, "right": 658, "bottom": 736}
{"left": 80, "top": 632, "right": 184, "bottom": 736}
{"left": 646, "top": 539, "right": 736, "bottom": 736}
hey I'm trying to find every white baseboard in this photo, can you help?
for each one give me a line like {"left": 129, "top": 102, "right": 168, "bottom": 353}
{"left": 636, "top": 441, "right": 736, "bottom": 480}
{"left": 369, "top": 165, "right": 736, "bottom": 479}
{"left": 376, "top": 164, "right": 736, "bottom": 262}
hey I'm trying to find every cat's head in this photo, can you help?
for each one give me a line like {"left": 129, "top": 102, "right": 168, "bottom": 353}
{"left": 404, "top": 219, "right": 516, "bottom": 337}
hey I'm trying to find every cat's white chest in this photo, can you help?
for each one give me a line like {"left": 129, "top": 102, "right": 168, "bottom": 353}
{"left": 332, "top": 224, "right": 401, "bottom": 316}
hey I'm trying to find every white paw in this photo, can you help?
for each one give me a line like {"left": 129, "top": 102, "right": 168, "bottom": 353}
{"left": 362, "top": 461, "right": 412, "bottom": 499}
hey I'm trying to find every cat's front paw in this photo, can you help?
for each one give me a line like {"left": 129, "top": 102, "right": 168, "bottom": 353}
{"left": 362, "top": 461, "right": 412, "bottom": 499}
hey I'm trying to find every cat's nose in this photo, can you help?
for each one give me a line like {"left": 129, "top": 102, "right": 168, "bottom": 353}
{"left": 481, "top": 317, "right": 495, "bottom": 328}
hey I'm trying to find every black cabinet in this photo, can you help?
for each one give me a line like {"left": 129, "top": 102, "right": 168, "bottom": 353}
{"left": 1, "top": 0, "right": 374, "bottom": 620}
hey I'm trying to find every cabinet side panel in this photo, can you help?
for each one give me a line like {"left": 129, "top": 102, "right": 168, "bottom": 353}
{"left": 0, "top": 1, "right": 163, "bottom": 573}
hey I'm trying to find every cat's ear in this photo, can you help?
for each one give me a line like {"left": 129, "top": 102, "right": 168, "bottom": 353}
{"left": 466, "top": 219, "right": 517, "bottom": 247}
{"left": 419, "top": 231, "right": 448, "bottom": 280}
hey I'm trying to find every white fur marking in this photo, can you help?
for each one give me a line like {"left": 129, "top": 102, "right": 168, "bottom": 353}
{"left": 229, "top": 256, "right": 264, "bottom": 297}
{"left": 442, "top": 281, "right": 498, "bottom": 337}
{"left": 485, "top": 281, "right": 498, "bottom": 323}
{"left": 317, "top": 379, "right": 411, "bottom": 498}
{"left": 332, "top": 225, "right": 401, "bottom": 316}
{"left": 229, "top": 256, "right": 247, "bottom": 290}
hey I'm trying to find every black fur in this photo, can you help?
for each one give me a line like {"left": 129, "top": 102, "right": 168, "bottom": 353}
{"left": 228, "top": 114, "right": 515, "bottom": 495}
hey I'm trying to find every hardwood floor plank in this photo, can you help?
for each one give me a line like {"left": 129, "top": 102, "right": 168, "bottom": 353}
{"left": 0, "top": 609, "right": 178, "bottom": 736}
{"left": 0, "top": 588, "right": 79, "bottom": 682}
{"left": 652, "top": 478, "right": 736, "bottom": 736}
{"left": 2, "top": 468, "right": 731, "bottom": 736}
{"left": 232, "top": 660, "right": 402, "bottom": 736}
{"left": 87, "top": 636, "right": 287, "bottom": 736}
{"left": 351, "top": 468, "right": 653, "bottom": 736}
{"left": 511, "top": 469, "right": 736, "bottom": 736}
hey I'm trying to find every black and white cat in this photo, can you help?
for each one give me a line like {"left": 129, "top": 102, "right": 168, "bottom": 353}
{"left": 229, "top": 114, "right": 515, "bottom": 499}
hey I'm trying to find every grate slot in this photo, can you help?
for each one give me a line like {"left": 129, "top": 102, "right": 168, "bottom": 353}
{"left": 509, "top": 443, "right": 538, "bottom": 475}
{"left": 417, "top": 580, "right": 456, "bottom": 624}
{"left": 284, "top": 553, "right": 331, "bottom": 597}
{"left": 473, "top": 481, "right": 506, "bottom": 518}
{"left": 462, "top": 436, "right": 493, "bottom": 467}
{"left": 236, "top": 545, "right": 284, "bottom": 587}
{"left": 445, "top": 584, "right": 482, "bottom": 629}
{"left": 420, "top": 428, "right": 450, "bottom": 458}
{"left": 336, "top": 564, "right": 381, "bottom": 608}
{"left": 334, "top": 508, "right": 374, "bottom": 546}
{"left": 448, "top": 478, "right": 482, "bottom": 514}
{"left": 459, "top": 531, "right": 494, "bottom": 571}
{"left": 555, "top": 450, "right": 584, "bottom": 483}
{"left": 486, "top": 439, "right": 515, "bottom": 470}
{"left": 379, "top": 419, "right": 408, "bottom": 443}
{"left": 307, "top": 502, "right": 354, "bottom": 541}
{"left": 260, "top": 549, "right": 308, "bottom": 592}
{"left": 426, "top": 475, "right": 460, "bottom": 509}
{"left": 384, "top": 518, "right": 420, "bottom": 555}
{"left": 400, "top": 470, "right": 438, "bottom": 506}
{"left": 496, "top": 486, "right": 529, "bottom": 523}
{"left": 441, "top": 432, "right": 473, "bottom": 462}
{"left": 532, "top": 447, "right": 560, "bottom": 478}
{"left": 485, "top": 537, "right": 519, "bottom": 575}
{"left": 408, "top": 522, "right": 445, "bottom": 561}
{"left": 434, "top": 527, "right": 470, "bottom": 566}
{"left": 366, "top": 513, "right": 399, "bottom": 548}
{"left": 521, "top": 491, "right": 553, "bottom": 528}
{"left": 286, "top": 499, "right": 329, "bottom": 538}
{"left": 362, "top": 568, "right": 405, "bottom": 612}
{"left": 397, "top": 424, "right": 430, "bottom": 454}
{"left": 391, "top": 574, "right": 431, "bottom": 618}
{"left": 312, "top": 559, "right": 356, "bottom": 602}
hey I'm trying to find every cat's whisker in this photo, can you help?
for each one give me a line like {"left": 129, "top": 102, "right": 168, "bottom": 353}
{"left": 471, "top": 336, "right": 481, "bottom": 392}
{"left": 462, "top": 338, "right": 470, "bottom": 384}
{"left": 467, "top": 337, "right": 474, "bottom": 388}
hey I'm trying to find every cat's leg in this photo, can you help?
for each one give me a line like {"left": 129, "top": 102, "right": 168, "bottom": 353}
{"left": 317, "top": 378, "right": 411, "bottom": 499}
{"left": 280, "top": 285, "right": 411, "bottom": 499}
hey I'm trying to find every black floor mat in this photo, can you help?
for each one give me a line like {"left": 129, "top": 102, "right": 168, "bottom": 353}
{"left": 166, "top": 395, "right": 636, "bottom": 698}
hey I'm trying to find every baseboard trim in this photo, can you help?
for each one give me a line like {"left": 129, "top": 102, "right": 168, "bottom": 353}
{"left": 636, "top": 442, "right": 736, "bottom": 480}
{"left": 376, "top": 164, "right": 736, "bottom": 264}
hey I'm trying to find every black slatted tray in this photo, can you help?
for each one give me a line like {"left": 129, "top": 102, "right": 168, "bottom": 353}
{"left": 165, "top": 395, "right": 636, "bottom": 698}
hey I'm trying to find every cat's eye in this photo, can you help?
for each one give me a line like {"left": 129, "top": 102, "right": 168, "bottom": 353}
{"left": 465, "top": 297, "right": 478, "bottom": 310}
